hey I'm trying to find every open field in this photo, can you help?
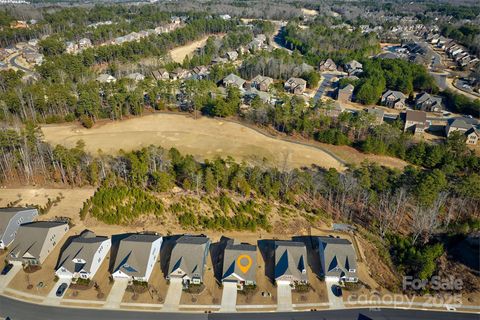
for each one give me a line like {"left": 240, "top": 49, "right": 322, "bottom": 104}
{"left": 41, "top": 113, "right": 346, "bottom": 170}
{"left": 169, "top": 36, "right": 211, "bottom": 63}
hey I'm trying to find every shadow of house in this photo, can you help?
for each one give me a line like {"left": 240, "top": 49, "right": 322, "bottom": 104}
{"left": 210, "top": 236, "right": 231, "bottom": 282}
{"left": 257, "top": 239, "right": 276, "bottom": 283}
{"left": 292, "top": 235, "right": 323, "bottom": 277}
{"left": 54, "top": 233, "right": 79, "bottom": 270}
{"left": 159, "top": 234, "right": 183, "bottom": 277}
{"left": 108, "top": 233, "right": 135, "bottom": 273}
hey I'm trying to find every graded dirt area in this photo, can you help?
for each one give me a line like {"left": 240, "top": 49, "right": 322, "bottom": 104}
{"left": 41, "top": 113, "right": 345, "bottom": 170}
{"left": 169, "top": 36, "right": 213, "bottom": 63}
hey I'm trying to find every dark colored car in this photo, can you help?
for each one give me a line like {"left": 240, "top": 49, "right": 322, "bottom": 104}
{"left": 56, "top": 283, "right": 68, "bottom": 297}
{"left": 332, "top": 284, "right": 343, "bottom": 297}
{"left": 1, "top": 264, "right": 13, "bottom": 275}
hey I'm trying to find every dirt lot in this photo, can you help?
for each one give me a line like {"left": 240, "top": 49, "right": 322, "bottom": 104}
{"left": 41, "top": 113, "right": 345, "bottom": 170}
{"left": 121, "top": 261, "right": 169, "bottom": 304}
{"left": 169, "top": 36, "right": 213, "bottom": 63}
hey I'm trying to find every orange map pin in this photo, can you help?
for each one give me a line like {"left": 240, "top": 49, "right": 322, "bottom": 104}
{"left": 237, "top": 254, "right": 252, "bottom": 274}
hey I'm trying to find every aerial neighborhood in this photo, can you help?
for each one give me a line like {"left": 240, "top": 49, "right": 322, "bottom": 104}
{"left": 0, "top": 1, "right": 479, "bottom": 319}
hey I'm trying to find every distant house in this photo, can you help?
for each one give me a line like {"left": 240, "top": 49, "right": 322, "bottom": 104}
{"left": 96, "top": 74, "right": 116, "bottom": 83}
{"left": 192, "top": 66, "right": 209, "bottom": 80}
{"left": 404, "top": 110, "right": 429, "bottom": 134}
{"left": 125, "top": 72, "right": 145, "bottom": 82}
{"left": 112, "top": 233, "right": 163, "bottom": 282}
{"left": 284, "top": 77, "right": 307, "bottom": 94}
{"left": 244, "top": 87, "right": 272, "bottom": 104}
{"left": 319, "top": 59, "right": 337, "bottom": 72}
{"left": 336, "top": 84, "right": 354, "bottom": 103}
{"left": 415, "top": 92, "right": 443, "bottom": 112}
{"left": 221, "top": 239, "right": 257, "bottom": 290}
{"left": 465, "top": 128, "right": 480, "bottom": 145}
{"left": 211, "top": 57, "right": 228, "bottom": 64}
{"left": 152, "top": 69, "right": 170, "bottom": 81}
{"left": 251, "top": 75, "right": 273, "bottom": 92}
{"left": 344, "top": 60, "right": 363, "bottom": 76}
{"left": 223, "top": 73, "right": 246, "bottom": 89}
{"left": 381, "top": 90, "right": 406, "bottom": 109}
{"left": 56, "top": 230, "right": 111, "bottom": 280}
{"left": 318, "top": 236, "right": 358, "bottom": 283}
{"left": 170, "top": 68, "right": 191, "bottom": 80}
{"left": 8, "top": 221, "right": 69, "bottom": 265}
{"left": 319, "top": 101, "right": 344, "bottom": 118}
{"left": 274, "top": 241, "right": 308, "bottom": 286}
{"left": 366, "top": 107, "right": 385, "bottom": 125}
{"left": 167, "top": 235, "right": 211, "bottom": 287}
{"left": 0, "top": 207, "right": 38, "bottom": 250}
{"left": 78, "top": 38, "right": 92, "bottom": 50}
{"left": 225, "top": 51, "right": 238, "bottom": 61}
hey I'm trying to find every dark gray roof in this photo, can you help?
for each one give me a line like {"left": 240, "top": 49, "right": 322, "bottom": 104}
{"left": 405, "top": 110, "right": 427, "bottom": 123}
{"left": 222, "top": 241, "right": 257, "bottom": 283}
{"left": 382, "top": 90, "right": 405, "bottom": 100}
{"left": 57, "top": 230, "right": 109, "bottom": 274}
{"left": 168, "top": 235, "right": 210, "bottom": 279}
{"left": 113, "top": 233, "right": 161, "bottom": 278}
{"left": 448, "top": 118, "right": 473, "bottom": 130}
{"left": 318, "top": 236, "right": 357, "bottom": 279}
{"left": 274, "top": 241, "right": 308, "bottom": 282}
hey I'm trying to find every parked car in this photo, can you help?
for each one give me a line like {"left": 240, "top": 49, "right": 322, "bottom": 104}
{"left": 1, "top": 264, "right": 13, "bottom": 275}
{"left": 332, "top": 284, "right": 343, "bottom": 297}
{"left": 56, "top": 283, "right": 68, "bottom": 297}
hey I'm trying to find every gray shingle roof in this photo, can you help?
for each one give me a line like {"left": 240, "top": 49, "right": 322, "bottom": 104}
{"left": 274, "top": 241, "right": 308, "bottom": 282}
{"left": 168, "top": 235, "right": 210, "bottom": 280}
{"left": 57, "top": 230, "right": 109, "bottom": 274}
{"left": 222, "top": 241, "right": 257, "bottom": 283}
{"left": 9, "top": 221, "right": 67, "bottom": 260}
{"left": 382, "top": 90, "right": 406, "bottom": 100}
{"left": 113, "top": 234, "right": 161, "bottom": 278}
{"left": 0, "top": 208, "right": 34, "bottom": 236}
{"left": 318, "top": 236, "right": 357, "bottom": 279}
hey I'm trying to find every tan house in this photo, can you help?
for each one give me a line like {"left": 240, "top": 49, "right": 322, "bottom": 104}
{"left": 284, "top": 77, "right": 307, "bottom": 94}
{"left": 152, "top": 69, "right": 170, "bottom": 81}
{"left": 251, "top": 75, "right": 273, "bottom": 92}
{"left": 465, "top": 128, "right": 479, "bottom": 145}
{"left": 8, "top": 221, "right": 69, "bottom": 265}
{"left": 404, "top": 110, "right": 429, "bottom": 134}
{"left": 319, "top": 58, "right": 337, "bottom": 72}
{"left": 336, "top": 84, "right": 354, "bottom": 103}
{"left": 381, "top": 90, "right": 406, "bottom": 109}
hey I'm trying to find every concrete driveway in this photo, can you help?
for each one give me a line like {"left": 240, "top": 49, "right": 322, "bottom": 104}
{"left": 163, "top": 278, "right": 183, "bottom": 311}
{"left": 276, "top": 281, "right": 292, "bottom": 311}
{"left": 45, "top": 278, "right": 72, "bottom": 305}
{"left": 220, "top": 281, "right": 237, "bottom": 312}
{"left": 104, "top": 278, "right": 128, "bottom": 309}
{"left": 0, "top": 262, "right": 22, "bottom": 292}
{"left": 326, "top": 279, "right": 344, "bottom": 309}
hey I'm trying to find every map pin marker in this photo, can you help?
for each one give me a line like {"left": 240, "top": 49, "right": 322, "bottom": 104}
{"left": 237, "top": 254, "right": 252, "bottom": 274}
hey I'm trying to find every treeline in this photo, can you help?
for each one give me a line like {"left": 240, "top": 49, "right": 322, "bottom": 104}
{"left": 283, "top": 22, "right": 380, "bottom": 66}
{"left": 352, "top": 58, "right": 438, "bottom": 105}
{"left": 441, "top": 90, "right": 480, "bottom": 117}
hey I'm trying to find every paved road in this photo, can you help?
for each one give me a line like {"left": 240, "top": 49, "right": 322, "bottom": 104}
{"left": 313, "top": 73, "right": 336, "bottom": 103}
{"left": 1, "top": 294, "right": 479, "bottom": 320}
{"left": 8, "top": 54, "right": 34, "bottom": 74}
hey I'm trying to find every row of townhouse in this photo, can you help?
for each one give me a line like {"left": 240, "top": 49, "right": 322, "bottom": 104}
{"left": 1, "top": 208, "right": 359, "bottom": 291}
{"left": 425, "top": 33, "right": 479, "bottom": 68}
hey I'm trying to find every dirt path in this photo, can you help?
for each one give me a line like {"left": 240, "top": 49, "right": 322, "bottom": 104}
{"left": 169, "top": 36, "right": 211, "bottom": 63}
{"left": 41, "top": 113, "right": 345, "bottom": 170}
